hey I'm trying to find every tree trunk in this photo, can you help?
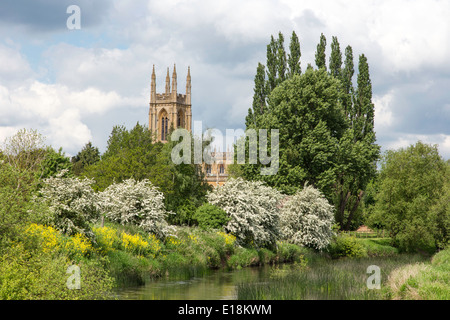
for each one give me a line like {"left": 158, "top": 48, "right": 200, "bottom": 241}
{"left": 345, "top": 190, "right": 364, "bottom": 230}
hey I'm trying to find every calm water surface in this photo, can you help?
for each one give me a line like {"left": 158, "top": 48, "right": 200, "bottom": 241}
{"left": 115, "top": 265, "right": 273, "bottom": 300}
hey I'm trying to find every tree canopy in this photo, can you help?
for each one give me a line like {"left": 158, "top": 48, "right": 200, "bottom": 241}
{"left": 239, "top": 31, "right": 380, "bottom": 230}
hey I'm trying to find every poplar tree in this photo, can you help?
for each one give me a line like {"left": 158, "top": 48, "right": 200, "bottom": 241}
{"left": 245, "top": 62, "right": 267, "bottom": 128}
{"left": 329, "top": 36, "right": 342, "bottom": 79}
{"left": 341, "top": 45, "right": 354, "bottom": 117}
{"left": 276, "top": 31, "right": 287, "bottom": 85}
{"left": 334, "top": 53, "right": 379, "bottom": 230}
{"left": 266, "top": 35, "right": 278, "bottom": 94}
{"left": 288, "top": 31, "right": 301, "bottom": 77}
{"left": 315, "top": 33, "right": 327, "bottom": 70}
{"left": 353, "top": 54, "right": 375, "bottom": 142}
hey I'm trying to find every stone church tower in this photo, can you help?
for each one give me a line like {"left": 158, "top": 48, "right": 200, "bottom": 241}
{"left": 149, "top": 64, "right": 192, "bottom": 142}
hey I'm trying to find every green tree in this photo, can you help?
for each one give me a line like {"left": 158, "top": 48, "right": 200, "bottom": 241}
{"left": 372, "top": 142, "right": 448, "bottom": 252}
{"left": 329, "top": 36, "right": 342, "bottom": 79}
{"left": 39, "top": 147, "right": 72, "bottom": 179}
{"left": 266, "top": 35, "right": 278, "bottom": 94}
{"left": 71, "top": 142, "right": 100, "bottom": 176}
{"left": 241, "top": 68, "right": 347, "bottom": 197}
{"left": 245, "top": 62, "right": 267, "bottom": 128}
{"left": 315, "top": 33, "right": 327, "bottom": 70}
{"left": 83, "top": 122, "right": 166, "bottom": 192}
{"left": 0, "top": 129, "right": 46, "bottom": 239}
{"left": 84, "top": 123, "right": 210, "bottom": 214}
{"left": 276, "top": 31, "right": 287, "bottom": 85}
{"left": 333, "top": 53, "right": 379, "bottom": 230}
{"left": 341, "top": 45, "right": 355, "bottom": 117}
{"left": 287, "top": 30, "right": 301, "bottom": 78}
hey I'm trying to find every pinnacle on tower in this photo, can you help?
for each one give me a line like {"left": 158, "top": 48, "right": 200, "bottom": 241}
{"left": 172, "top": 63, "right": 177, "bottom": 95}
{"left": 186, "top": 66, "right": 191, "bottom": 104}
{"left": 151, "top": 64, "right": 156, "bottom": 103}
{"left": 165, "top": 67, "right": 170, "bottom": 94}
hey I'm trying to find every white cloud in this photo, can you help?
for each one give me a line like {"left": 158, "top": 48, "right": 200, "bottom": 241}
{"left": 0, "top": 42, "right": 35, "bottom": 86}
{"left": 374, "top": 91, "right": 394, "bottom": 129}
{"left": 383, "top": 133, "right": 450, "bottom": 159}
{"left": 0, "top": 80, "right": 141, "bottom": 155}
{"left": 1, "top": 0, "right": 450, "bottom": 160}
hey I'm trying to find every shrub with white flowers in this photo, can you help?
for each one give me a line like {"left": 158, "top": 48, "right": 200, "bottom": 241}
{"left": 279, "top": 184, "right": 335, "bottom": 250}
{"left": 99, "top": 178, "right": 174, "bottom": 239}
{"left": 207, "top": 178, "right": 283, "bottom": 248}
{"left": 36, "top": 169, "right": 99, "bottom": 239}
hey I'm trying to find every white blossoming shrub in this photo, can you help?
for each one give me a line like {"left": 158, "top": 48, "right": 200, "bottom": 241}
{"left": 279, "top": 184, "right": 335, "bottom": 250}
{"left": 99, "top": 178, "right": 174, "bottom": 239}
{"left": 36, "top": 170, "right": 99, "bottom": 239}
{"left": 207, "top": 178, "right": 283, "bottom": 248}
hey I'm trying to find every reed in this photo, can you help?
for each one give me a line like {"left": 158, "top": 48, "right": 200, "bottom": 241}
{"left": 237, "top": 254, "right": 427, "bottom": 300}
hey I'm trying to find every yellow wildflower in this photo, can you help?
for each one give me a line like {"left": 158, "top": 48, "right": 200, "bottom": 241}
{"left": 65, "top": 233, "right": 94, "bottom": 258}
{"left": 25, "top": 223, "right": 61, "bottom": 253}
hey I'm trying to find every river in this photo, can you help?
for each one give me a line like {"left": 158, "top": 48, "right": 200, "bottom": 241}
{"left": 114, "top": 265, "right": 273, "bottom": 300}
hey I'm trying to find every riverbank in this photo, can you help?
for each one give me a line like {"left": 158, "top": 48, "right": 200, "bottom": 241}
{"left": 2, "top": 221, "right": 448, "bottom": 300}
{"left": 98, "top": 223, "right": 309, "bottom": 287}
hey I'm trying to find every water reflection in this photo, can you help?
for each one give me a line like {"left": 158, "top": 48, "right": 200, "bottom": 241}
{"left": 115, "top": 265, "right": 272, "bottom": 300}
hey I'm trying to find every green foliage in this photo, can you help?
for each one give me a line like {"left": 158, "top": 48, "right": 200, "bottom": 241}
{"left": 39, "top": 147, "right": 72, "bottom": 179}
{"left": 386, "top": 248, "right": 450, "bottom": 300}
{"left": 168, "top": 200, "right": 197, "bottom": 226}
{"left": 84, "top": 123, "right": 210, "bottom": 213}
{"left": 71, "top": 142, "right": 100, "bottom": 176}
{"left": 315, "top": 33, "right": 327, "bottom": 70}
{"left": 328, "top": 234, "right": 368, "bottom": 259}
{"left": 0, "top": 243, "right": 114, "bottom": 300}
{"left": 241, "top": 34, "right": 380, "bottom": 231}
{"left": 83, "top": 123, "right": 164, "bottom": 191}
{"left": 287, "top": 30, "right": 301, "bottom": 78}
{"left": 242, "top": 67, "right": 347, "bottom": 196}
{"left": 372, "top": 141, "right": 448, "bottom": 252}
{"left": 329, "top": 36, "right": 342, "bottom": 78}
{"left": 0, "top": 161, "right": 39, "bottom": 238}
{"left": 357, "top": 238, "right": 398, "bottom": 257}
{"left": 2, "top": 128, "right": 46, "bottom": 172}
{"left": 193, "top": 203, "right": 230, "bottom": 230}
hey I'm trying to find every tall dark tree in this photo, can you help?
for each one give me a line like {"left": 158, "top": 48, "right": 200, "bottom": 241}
{"left": 245, "top": 62, "right": 267, "bottom": 128}
{"left": 288, "top": 31, "right": 301, "bottom": 78}
{"left": 315, "top": 33, "right": 327, "bottom": 70}
{"left": 276, "top": 31, "right": 287, "bottom": 85}
{"left": 266, "top": 35, "right": 278, "bottom": 94}
{"left": 341, "top": 45, "right": 355, "bottom": 117}
{"left": 71, "top": 142, "right": 100, "bottom": 176}
{"left": 329, "top": 36, "right": 342, "bottom": 79}
{"left": 333, "top": 53, "right": 379, "bottom": 230}
{"left": 353, "top": 54, "right": 375, "bottom": 142}
{"left": 241, "top": 32, "right": 380, "bottom": 231}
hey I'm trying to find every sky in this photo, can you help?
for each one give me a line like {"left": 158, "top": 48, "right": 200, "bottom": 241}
{"left": 0, "top": 0, "right": 449, "bottom": 160}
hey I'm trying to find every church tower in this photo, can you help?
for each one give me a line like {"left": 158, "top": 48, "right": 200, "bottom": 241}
{"left": 149, "top": 64, "right": 192, "bottom": 142}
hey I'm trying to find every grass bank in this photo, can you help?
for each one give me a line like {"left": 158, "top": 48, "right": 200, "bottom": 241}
{"left": 385, "top": 248, "right": 450, "bottom": 300}
{"left": 236, "top": 253, "right": 428, "bottom": 300}
{"left": 93, "top": 223, "right": 309, "bottom": 287}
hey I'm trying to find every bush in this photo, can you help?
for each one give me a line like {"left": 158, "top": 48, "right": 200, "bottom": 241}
{"left": 33, "top": 170, "right": 99, "bottom": 239}
{"left": 193, "top": 203, "right": 230, "bottom": 230}
{"left": 227, "top": 247, "right": 260, "bottom": 269}
{"left": 207, "top": 178, "right": 283, "bottom": 248}
{"left": 169, "top": 201, "right": 198, "bottom": 226}
{"left": 279, "top": 184, "right": 335, "bottom": 250}
{"left": 328, "top": 234, "right": 368, "bottom": 259}
{"left": 0, "top": 243, "right": 114, "bottom": 300}
{"left": 99, "top": 178, "right": 175, "bottom": 239}
{"left": 372, "top": 142, "right": 448, "bottom": 253}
